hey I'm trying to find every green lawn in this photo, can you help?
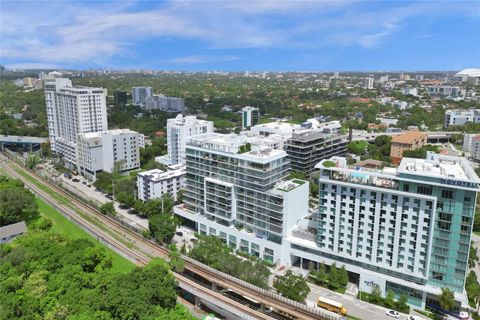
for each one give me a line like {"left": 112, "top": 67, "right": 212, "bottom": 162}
{"left": 37, "top": 198, "right": 135, "bottom": 273}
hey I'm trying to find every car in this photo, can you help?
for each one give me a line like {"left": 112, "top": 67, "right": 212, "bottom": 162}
{"left": 175, "top": 231, "right": 184, "bottom": 237}
{"left": 72, "top": 178, "right": 80, "bottom": 182}
{"left": 386, "top": 310, "right": 400, "bottom": 319}
{"left": 405, "top": 316, "right": 421, "bottom": 320}
{"left": 87, "top": 184, "right": 91, "bottom": 187}
{"left": 82, "top": 181, "right": 87, "bottom": 185}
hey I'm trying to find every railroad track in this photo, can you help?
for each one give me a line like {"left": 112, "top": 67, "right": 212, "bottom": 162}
{"left": 0, "top": 156, "right": 339, "bottom": 320}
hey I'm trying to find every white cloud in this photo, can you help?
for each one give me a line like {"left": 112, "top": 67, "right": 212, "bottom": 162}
{"left": 0, "top": 0, "right": 477, "bottom": 67}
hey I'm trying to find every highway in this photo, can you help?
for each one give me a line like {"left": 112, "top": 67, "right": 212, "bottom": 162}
{"left": 0, "top": 155, "right": 339, "bottom": 320}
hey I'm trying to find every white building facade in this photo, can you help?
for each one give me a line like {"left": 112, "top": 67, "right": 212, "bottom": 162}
{"left": 137, "top": 165, "right": 186, "bottom": 202}
{"left": 45, "top": 80, "right": 108, "bottom": 167}
{"left": 363, "top": 77, "right": 374, "bottom": 89}
{"left": 77, "top": 129, "right": 143, "bottom": 181}
{"left": 159, "top": 115, "right": 214, "bottom": 165}
{"left": 145, "top": 95, "right": 185, "bottom": 112}
{"left": 463, "top": 134, "right": 480, "bottom": 161}
{"left": 289, "top": 155, "right": 478, "bottom": 310}
{"left": 132, "top": 87, "right": 153, "bottom": 106}
{"left": 174, "top": 133, "right": 309, "bottom": 265}
{"left": 444, "top": 109, "right": 480, "bottom": 128}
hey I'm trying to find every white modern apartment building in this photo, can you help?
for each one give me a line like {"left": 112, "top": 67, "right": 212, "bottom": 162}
{"left": 77, "top": 129, "right": 143, "bottom": 181}
{"left": 463, "top": 134, "right": 480, "bottom": 161}
{"left": 158, "top": 114, "right": 214, "bottom": 165}
{"left": 241, "top": 106, "right": 259, "bottom": 129}
{"left": 132, "top": 87, "right": 153, "bottom": 106}
{"left": 145, "top": 94, "right": 185, "bottom": 112}
{"left": 363, "top": 77, "right": 374, "bottom": 89}
{"left": 137, "top": 164, "right": 186, "bottom": 202}
{"left": 45, "top": 79, "right": 108, "bottom": 167}
{"left": 428, "top": 86, "right": 463, "bottom": 98}
{"left": 287, "top": 155, "right": 479, "bottom": 310}
{"left": 444, "top": 109, "right": 480, "bottom": 128}
{"left": 174, "top": 133, "right": 309, "bottom": 264}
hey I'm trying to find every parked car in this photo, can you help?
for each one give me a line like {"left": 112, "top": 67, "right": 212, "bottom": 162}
{"left": 72, "top": 178, "right": 80, "bottom": 182}
{"left": 386, "top": 310, "right": 400, "bottom": 319}
{"left": 64, "top": 172, "right": 72, "bottom": 179}
{"left": 405, "top": 316, "right": 421, "bottom": 320}
{"left": 175, "top": 231, "right": 184, "bottom": 237}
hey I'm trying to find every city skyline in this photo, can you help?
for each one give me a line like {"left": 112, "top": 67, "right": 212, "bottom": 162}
{"left": 1, "top": 0, "right": 479, "bottom": 71}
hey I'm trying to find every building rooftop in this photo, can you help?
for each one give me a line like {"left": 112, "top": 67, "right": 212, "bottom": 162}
{"left": 398, "top": 156, "right": 470, "bottom": 180}
{"left": 138, "top": 167, "right": 186, "bottom": 182}
{"left": 317, "top": 154, "right": 480, "bottom": 189}
{"left": 80, "top": 129, "right": 139, "bottom": 139}
{"left": 0, "top": 221, "right": 27, "bottom": 239}
{"left": 391, "top": 131, "right": 426, "bottom": 144}
{"left": 187, "top": 133, "right": 286, "bottom": 161}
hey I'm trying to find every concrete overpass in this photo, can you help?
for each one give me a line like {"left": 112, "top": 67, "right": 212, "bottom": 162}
{"left": 0, "top": 135, "right": 48, "bottom": 152}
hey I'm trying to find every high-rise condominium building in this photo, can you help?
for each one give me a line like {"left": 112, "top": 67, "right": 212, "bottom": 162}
{"left": 77, "top": 129, "right": 143, "bottom": 181}
{"left": 144, "top": 94, "right": 185, "bottom": 112}
{"left": 241, "top": 106, "right": 259, "bottom": 129}
{"left": 174, "top": 133, "right": 309, "bottom": 264}
{"left": 284, "top": 121, "right": 347, "bottom": 174}
{"left": 159, "top": 114, "right": 214, "bottom": 165}
{"left": 114, "top": 90, "right": 128, "bottom": 105}
{"left": 132, "top": 87, "right": 152, "bottom": 106}
{"left": 45, "top": 79, "right": 108, "bottom": 167}
{"left": 444, "top": 109, "right": 480, "bottom": 128}
{"left": 299, "top": 155, "right": 479, "bottom": 309}
{"left": 363, "top": 77, "right": 374, "bottom": 89}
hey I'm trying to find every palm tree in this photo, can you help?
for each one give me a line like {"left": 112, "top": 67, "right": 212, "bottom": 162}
{"left": 439, "top": 287, "right": 455, "bottom": 312}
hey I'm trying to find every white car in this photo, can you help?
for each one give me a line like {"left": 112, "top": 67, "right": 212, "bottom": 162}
{"left": 405, "top": 316, "right": 421, "bottom": 320}
{"left": 386, "top": 310, "right": 400, "bottom": 319}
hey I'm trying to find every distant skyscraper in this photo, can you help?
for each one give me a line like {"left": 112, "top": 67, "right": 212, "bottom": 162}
{"left": 363, "top": 77, "right": 374, "bottom": 89}
{"left": 114, "top": 90, "right": 128, "bottom": 105}
{"left": 132, "top": 87, "right": 152, "bottom": 106}
{"left": 241, "top": 106, "right": 259, "bottom": 129}
{"left": 144, "top": 95, "right": 185, "bottom": 112}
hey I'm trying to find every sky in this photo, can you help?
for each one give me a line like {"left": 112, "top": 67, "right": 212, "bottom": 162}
{"left": 1, "top": 0, "right": 479, "bottom": 71}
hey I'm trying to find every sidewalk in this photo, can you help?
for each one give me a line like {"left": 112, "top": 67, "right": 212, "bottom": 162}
{"left": 38, "top": 164, "right": 148, "bottom": 230}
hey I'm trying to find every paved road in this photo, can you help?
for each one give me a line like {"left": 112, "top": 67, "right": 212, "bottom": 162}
{"left": 38, "top": 164, "right": 148, "bottom": 229}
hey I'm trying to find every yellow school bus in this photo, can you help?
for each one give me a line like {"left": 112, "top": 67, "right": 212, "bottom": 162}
{"left": 317, "top": 296, "right": 347, "bottom": 316}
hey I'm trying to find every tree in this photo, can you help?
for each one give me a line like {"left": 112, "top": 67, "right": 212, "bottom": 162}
{"left": 347, "top": 141, "right": 367, "bottom": 155}
{"left": 439, "top": 287, "right": 455, "bottom": 311}
{"left": 0, "top": 187, "right": 38, "bottom": 226}
{"left": 469, "top": 244, "right": 479, "bottom": 269}
{"left": 396, "top": 294, "right": 410, "bottom": 313}
{"left": 385, "top": 290, "right": 395, "bottom": 308}
{"left": 328, "top": 263, "right": 340, "bottom": 290}
{"left": 168, "top": 243, "right": 184, "bottom": 273}
{"left": 144, "top": 194, "right": 174, "bottom": 217}
{"left": 273, "top": 270, "right": 311, "bottom": 302}
{"left": 370, "top": 284, "right": 382, "bottom": 303}
{"left": 26, "top": 155, "right": 41, "bottom": 169}
{"left": 338, "top": 266, "right": 349, "bottom": 287}
{"left": 99, "top": 202, "right": 115, "bottom": 216}
{"left": 312, "top": 263, "right": 328, "bottom": 285}
{"left": 93, "top": 172, "right": 113, "bottom": 193}
{"left": 149, "top": 213, "right": 179, "bottom": 244}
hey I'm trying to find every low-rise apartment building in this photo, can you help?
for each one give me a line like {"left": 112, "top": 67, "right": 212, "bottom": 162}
{"left": 137, "top": 165, "right": 186, "bottom": 202}
{"left": 390, "top": 131, "right": 427, "bottom": 164}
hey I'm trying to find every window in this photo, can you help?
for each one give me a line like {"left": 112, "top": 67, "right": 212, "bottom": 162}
{"left": 441, "top": 189, "right": 453, "bottom": 199}
{"left": 417, "top": 185, "right": 432, "bottom": 195}
{"left": 403, "top": 184, "right": 410, "bottom": 192}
